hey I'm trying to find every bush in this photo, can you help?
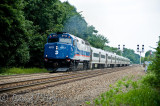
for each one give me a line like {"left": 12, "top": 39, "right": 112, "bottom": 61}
{"left": 144, "top": 42, "right": 160, "bottom": 88}
{"left": 88, "top": 76, "right": 160, "bottom": 106}
{"left": 142, "top": 72, "right": 159, "bottom": 87}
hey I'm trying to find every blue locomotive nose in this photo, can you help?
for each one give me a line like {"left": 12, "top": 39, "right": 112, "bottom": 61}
{"left": 44, "top": 43, "right": 71, "bottom": 59}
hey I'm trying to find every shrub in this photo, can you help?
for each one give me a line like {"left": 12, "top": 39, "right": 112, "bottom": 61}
{"left": 88, "top": 76, "right": 160, "bottom": 106}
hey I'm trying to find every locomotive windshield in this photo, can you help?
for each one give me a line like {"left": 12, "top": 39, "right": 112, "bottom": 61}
{"left": 48, "top": 38, "right": 71, "bottom": 44}
{"left": 59, "top": 38, "right": 71, "bottom": 44}
{"left": 48, "top": 38, "right": 59, "bottom": 43}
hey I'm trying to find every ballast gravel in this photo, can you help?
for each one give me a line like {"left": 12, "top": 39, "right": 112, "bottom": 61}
{"left": 0, "top": 73, "right": 66, "bottom": 84}
{"left": 1, "top": 65, "right": 145, "bottom": 106}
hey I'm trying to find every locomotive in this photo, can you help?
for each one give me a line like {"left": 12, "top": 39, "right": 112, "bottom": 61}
{"left": 44, "top": 32, "right": 130, "bottom": 71}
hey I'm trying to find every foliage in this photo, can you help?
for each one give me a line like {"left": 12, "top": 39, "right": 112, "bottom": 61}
{"left": 0, "top": 0, "right": 139, "bottom": 69}
{"left": 144, "top": 50, "right": 155, "bottom": 61}
{"left": 142, "top": 72, "right": 159, "bottom": 87}
{"left": 88, "top": 76, "right": 160, "bottom": 106}
{"left": 27, "top": 34, "right": 47, "bottom": 67}
{"left": 123, "top": 48, "right": 140, "bottom": 64}
{"left": 88, "top": 34, "right": 109, "bottom": 50}
{"left": 63, "top": 9, "right": 109, "bottom": 50}
{"left": 0, "top": 0, "right": 32, "bottom": 67}
{"left": 0, "top": 0, "right": 110, "bottom": 68}
{"left": 144, "top": 42, "right": 160, "bottom": 88}
{"left": 24, "top": 0, "right": 63, "bottom": 34}
{"left": 0, "top": 67, "right": 48, "bottom": 75}
{"left": 104, "top": 46, "right": 122, "bottom": 55}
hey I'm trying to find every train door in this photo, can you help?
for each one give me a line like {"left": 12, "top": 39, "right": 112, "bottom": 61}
{"left": 99, "top": 52, "right": 101, "bottom": 63}
{"left": 106, "top": 54, "right": 108, "bottom": 67}
{"left": 90, "top": 49, "right": 92, "bottom": 61}
{"left": 111, "top": 55, "right": 112, "bottom": 63}
{"left": 73, "top": 39, "right": 77, "bottom": 57}
{"left": 90, "top": 49, "right": 93, "bottom": 69}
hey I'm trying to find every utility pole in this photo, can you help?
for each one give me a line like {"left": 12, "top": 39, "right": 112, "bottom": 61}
{"left": 137, "top": 45, "right": 144, "bottom": 65}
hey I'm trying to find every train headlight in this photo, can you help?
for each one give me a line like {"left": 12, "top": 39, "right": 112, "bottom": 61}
{"left": 46, "top": 55, "right": 47, "bottom": 57}
{"left": 55, "top": 51, "right": 58, "bottom": 55}
{"left": 56, "top": 46, "right": 58, "bottom": 50}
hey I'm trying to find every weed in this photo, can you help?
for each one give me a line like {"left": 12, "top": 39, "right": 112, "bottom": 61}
{"left": 85, "top": 101, "right": 91, "bottom": 105}
{"left": 89, "top": 75, "right": 160, "bottom": 106}
{"left": 131, "top": 81, "right": 138, "bottom": 89}
{"left": 116, "top": 80, "right": 123, "bottom": 87}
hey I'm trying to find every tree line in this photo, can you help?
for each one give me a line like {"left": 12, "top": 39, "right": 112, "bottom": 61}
{"left": 0, "top": 0, "right": 140, "bottom": 68}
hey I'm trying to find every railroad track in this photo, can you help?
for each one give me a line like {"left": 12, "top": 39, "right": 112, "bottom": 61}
{"left": 0, "top": 66, "right": 132, "bottom": 96}
{"left": 0, "top": 72, "right": 56, "bottom": 80}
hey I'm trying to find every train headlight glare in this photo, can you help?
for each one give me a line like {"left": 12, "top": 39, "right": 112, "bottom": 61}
{"left": 55, "top": 51, "right": 58, "bottom": 55}
{"left": 56, "top": 46, "right": 58, "bottom": 50}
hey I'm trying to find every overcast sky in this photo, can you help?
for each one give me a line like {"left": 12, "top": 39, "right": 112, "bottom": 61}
{"left": 60, "top": 0, "right": 160, "bottom": 56}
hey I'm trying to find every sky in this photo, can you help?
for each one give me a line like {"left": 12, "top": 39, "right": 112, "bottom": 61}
{"left": 60, "top": 0, "right": 160, "bottom": 56}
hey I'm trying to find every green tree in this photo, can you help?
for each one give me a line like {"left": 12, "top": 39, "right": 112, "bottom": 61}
{"left": 26, "top": 34, "right": 46, "bottom": 67}
{"left": 122, "top": 48, "right": 140, "bottom": 64}
{"left": 149, "top": 42, "right": 160, "bottom": 87}
{"left": 63, "top": 14, "right": 88, "bottom": 39}
{"left": 0, "top": 0, "right": 32, "bottom": 67}
{"left": 104, "top": 46, "right": 122, "bottom": 55}
{"left": 144, "top": 50, "right": 155, "bottom": 61}
{"left": 87, "top": 34, "right": 108, "bottom": 49}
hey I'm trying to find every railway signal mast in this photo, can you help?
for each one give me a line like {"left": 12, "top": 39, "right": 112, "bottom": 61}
{"left": 118, "top": 45, "right": 125, "bottom": 56}
{"left": 137, "top": 45, "right": 144, "bottom": 65}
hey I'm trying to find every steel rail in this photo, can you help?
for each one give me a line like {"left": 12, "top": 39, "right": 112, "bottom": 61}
{"left": 0, "top": 66, "right": 132, "bottom": 95}
{"left": 0, "top": 68, "right": 122, "bottom": 93}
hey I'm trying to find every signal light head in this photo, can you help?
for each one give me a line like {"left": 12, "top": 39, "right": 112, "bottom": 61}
{"left": 137, "top": 45, "right": 139, "bottom": 52}
{"left": 118, "top": 45, "right": 120, "bottom": 49}
{"left": 142, "top": 45, "right": 144, "bottom": 52}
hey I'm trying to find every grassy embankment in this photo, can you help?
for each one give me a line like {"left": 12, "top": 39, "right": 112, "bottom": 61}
{"left": 86, "top": 73, "right": 160, "bottom": 106}
{"left": 0, "top": 68, "right": 48, "bottom": 76}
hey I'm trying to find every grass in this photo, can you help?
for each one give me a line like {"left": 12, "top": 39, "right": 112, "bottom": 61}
{"left": 0, "top": 67, "right": 48, "bottom": 75}
{"left": 86, "top": 75, "right": 160, "bottom": 106}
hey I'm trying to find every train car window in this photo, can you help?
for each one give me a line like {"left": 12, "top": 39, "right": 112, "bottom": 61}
{"left": 48, "top": 38, "right": 58, "bottom": 43}
{"left": 59, "top": 38, "right": 71, "bottom": 44}
{"left": 93, "top": 53, "right": 99, "bottom": 57}
{"left": 85, "top": 41, "right": 90, "bottom": 45}
{"left": 73, "top": 39, "right": 77, "bottom": 46}
{"left": 101, "top": 55, "right": 105, "bottom": 58}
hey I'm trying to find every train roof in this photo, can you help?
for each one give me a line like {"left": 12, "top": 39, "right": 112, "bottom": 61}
{"left": 52, "top": 32, "right": 130, "bottom": 61}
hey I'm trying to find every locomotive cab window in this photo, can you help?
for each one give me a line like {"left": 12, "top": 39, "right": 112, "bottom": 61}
{"left": 48, "top": 38, "right": 59, "bottom": 43}
{"left": 59, "top": 38, "right": 71, "bottom": 44}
